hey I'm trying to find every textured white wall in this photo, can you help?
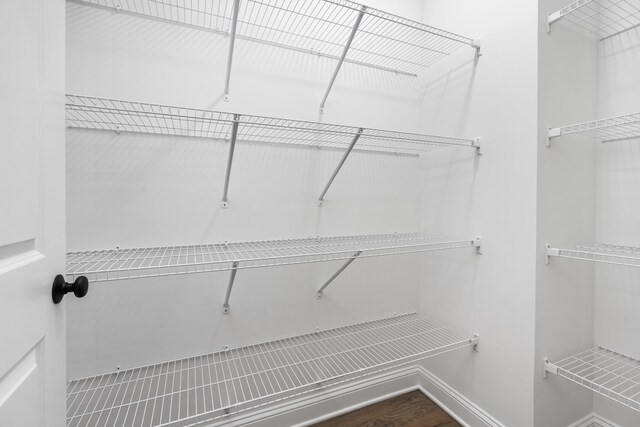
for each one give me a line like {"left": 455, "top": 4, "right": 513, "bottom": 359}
{"left": 594, "top": 23, "right": 640, "bottom": 427}
{"left": 416, "top": 1, "right": 539, "bottom": 426}
{"left": 65, "top": 0, "right": 429, "bottom": 379}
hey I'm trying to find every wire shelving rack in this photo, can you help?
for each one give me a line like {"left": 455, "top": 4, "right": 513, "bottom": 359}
{"left": 69, "top": 0, "right": 479, "bottom": 108}
{"left": 66, "top": 312, "right": 478, "bottom": 427}
{"left": 544, "top": 347, "right": 640, "bottom": 413}
{"left": 546, "top": 243, "right": 640, "bottom": 268}
{"left": 66, "top": 233, "right": 481, "bottom": 283}
{"left": 547, "top": 112, "right": 640, "bottom": 147}
{"left": 66, "top": 95, "right": 479, "bottom": 155}
{"left": 547, "top": 0, "right": 640, "bottom": 40}
{"left": 70, "top": 0, "right": 479, "bottom": 76}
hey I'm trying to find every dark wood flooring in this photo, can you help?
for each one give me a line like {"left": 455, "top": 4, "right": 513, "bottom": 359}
{"left": 312, "top": 390, "right": 461, "bottom": 427}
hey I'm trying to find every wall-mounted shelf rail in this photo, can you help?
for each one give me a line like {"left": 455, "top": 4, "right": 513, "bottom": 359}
{"left": 546, "top": 243, "right": 640, "bottom": 268}
{"left": 66, "top": 312, "right": 479, "bottom": 427}
{"left": 544, "top": 347, "right": 640, "bottom": 413}
{"left": 69, "top": 0, "right": 479, "bottom": 109}
{"left": 547, "top": 0, "right": 640, "bottom": 40}
{"left": 66, "top": 95, "right": 479, "bottom": 206}
{"left": 547, "top": 112, "right": 640, "bottom": 147}
{"left": 66, "top": 233, "right": 482, "bottom": 283}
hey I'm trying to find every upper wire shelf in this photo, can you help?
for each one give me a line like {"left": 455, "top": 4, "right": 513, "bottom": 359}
{"left": 547, "top": 112, "right": 640, "bottom": 147}
{"left": 66, "top": 95, "right": 479, "bottom": 155}
{"left": 67, "top": 233, "right": 481, "bottom": 283}
{"left": 546, "top": 243, "right": 640, "bottom": 268}
{"left": 547, "top": 0, "right": 640, "bottom": 40}
{"left": 544, "top": 347, "right": 640, "bottom": 413}
{"left": 70, "top": 0, "right": 479, "bottom": 76}
{"left": 66, "top": 312, "right": 478, "bottom": 426}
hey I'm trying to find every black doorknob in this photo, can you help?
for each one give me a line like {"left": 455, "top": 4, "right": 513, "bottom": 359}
{"left": 52, "top": 275, "right": 89, "bottom": 304}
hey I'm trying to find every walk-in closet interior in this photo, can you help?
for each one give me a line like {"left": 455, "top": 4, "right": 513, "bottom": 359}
{"left": 1, "top": 0, "right": 640, "bottom": 426}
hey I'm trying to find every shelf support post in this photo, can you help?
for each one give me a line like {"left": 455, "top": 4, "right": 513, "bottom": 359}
{"left": 316, "top": 251, "right": 362, "bottom": 299}
{"left": 221, "top": 114, "right": 240, "bottom": 208}
{"left": 222, "top": 261, "right": 239, "bottom": 314}
{"left": 319, "top": 5, "right": 367, "bottom": 114}
{"left": 318, "top": 128, "right": 364, "bottom": 206}
{"left": 223, "top": 0, "right": 241, "bottom": 102}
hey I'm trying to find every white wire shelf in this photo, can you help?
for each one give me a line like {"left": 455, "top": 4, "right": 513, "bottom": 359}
{"left": 66, "top": 312, "right": 478, "bottom": 427}
{"left": 544, "top": 347, "right": 640, "bottom": 413}
{"left": 66, "top": 233, "right": 481, "bottom": 283}
{"left": 547, "top": 112, "right": 640, "bottom": 147}
{"left": 70, "top": 0, "right": 478, "bottom": 76}
{"left": 548, "top": 0, "right": 640, "bottom": 40}
{"left": 66, "top": 95, "right": 479, "bottom": 155}
{"left": 546, "top": 243, "right": 640, "bottom": 268}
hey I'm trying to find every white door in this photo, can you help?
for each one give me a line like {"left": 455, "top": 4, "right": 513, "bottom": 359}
{"left": 0, "top": 1, "right": 67, "bottom": 427}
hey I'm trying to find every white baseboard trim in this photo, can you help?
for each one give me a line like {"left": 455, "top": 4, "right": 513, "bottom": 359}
{"left": 210, "top": 364, "right": 504, "bottom": 427}
{"left": 569, "top": 413, "right": 621, "bottom": 427}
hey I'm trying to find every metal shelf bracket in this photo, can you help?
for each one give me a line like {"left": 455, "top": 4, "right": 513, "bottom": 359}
{"left": 472, "top": 333, "right": 480, "bottom": 352}
{"left": 472, "top": 40, "right": 482, "bottom": 57}
{"left": 547, "top": 127, "right": 561, "bottom": 147}
{"left": 473, "top": 138, "right": 482, "bottom": 155}
{"left": 545, "top": 244, "right": 559, "bottom": 265}
{"left": 542, "top": 357, "right": 557, "bottom": 379}
{"left": 316, "top": 251, "right": 362, "bottom": 299}
{"left": 221, "top": 114, "right": 240, "bottom": 208}
{"left": 473, "top": 236, "right": 483, "bottom": 254}
{"left": 318, "top": 128, "right": 364, "bottom": 206}
{"left": 223, "top": 0, "right": 241, "bottom": 102}
{"left": 319, "top": 5, "right": 367, "bottom": 114}
{"left": 222, "top": 261, "right": 239, "bottom": 314}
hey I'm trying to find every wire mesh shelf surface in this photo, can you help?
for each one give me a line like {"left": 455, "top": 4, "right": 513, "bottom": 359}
{"left": 548, "top": 0, "right": 640, "bottom": 40}
{"left": 545, "top": 347, "right": 640, "bottom": 413}
{"left": 66, "top": 95, "right": 477, "bottom": 155}
{"left": 66, "top": 312, "right": 477, "bottom": 427}
{"left": 546, "top": 243, "right": 640, "bottom": 268}
{"left": 71, "top": 0, "right": 477, "bottom": 75}
{"left": 548, "top": 112, "right": 640, "bottom": 144}
{"left": 66, "top": 233, "right": 480, "bottom": 282}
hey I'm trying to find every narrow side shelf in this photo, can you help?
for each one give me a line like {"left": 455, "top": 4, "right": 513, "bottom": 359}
{"left": 547, "top": 112, "right": 640, "bottom": 147}
{"left": 66, "top": 233, "right": 482, "bottom": 283}
{"left": 546, "top": 243, "right": 640, "bottom": 268}
{"left": 66, "top": 95, "right": 479, "bottom": 155}
{"left": 548, "top": 0, "right": 640, "bottom": 40}
{"left": 66, "top": 312, "right": 479, "bottom": 427}
{"left": 544, "top": 347, "right": 640, "bottom": 413}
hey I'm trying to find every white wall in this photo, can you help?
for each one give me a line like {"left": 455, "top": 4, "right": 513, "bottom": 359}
{"left": 65, "top": 0, "right": 435, "bottom": 379}
{"left": 416, "top": 1, "right": 539, "bottom": 426}
{"left": 593, "top": 24, "right": 640, "bottom": 427}
{"left": 534, "top": 1, "right": 598, "bottom": 425}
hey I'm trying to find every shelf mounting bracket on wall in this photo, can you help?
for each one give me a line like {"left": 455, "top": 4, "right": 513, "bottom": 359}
{"left": 221, "top": 114, "right": 240, "bottom": 208}
{"left": 316, "top": 251, "right": 362, "bottom": 299}
{"left": 223, "top": 0, "right": 241, "bottom": 102}
{"left": 545, "top": 244, "right": 559, "bottom": 265}
{"left": 222, "top": 261, "right": 239, "bottom": 314}
{"left": 319, "top": 5, "right": 367, "bottom": 114}
{"left": 542, "top": 357, "right": 557, "bottom": 379}
{"left": 318, "top": 128, "right": 364, "bottom": 206}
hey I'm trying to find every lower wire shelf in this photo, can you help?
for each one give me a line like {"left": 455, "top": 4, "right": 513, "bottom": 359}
{"left": 66, "top": 312, "right": 478, "bottom": 427}
{"left": 544, "top": 347, "right": 640, "bottom": 413}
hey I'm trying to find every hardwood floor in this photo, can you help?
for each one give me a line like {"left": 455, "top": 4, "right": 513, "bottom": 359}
{"left": 312, "top": 390, "right": 461, "bottom": 427}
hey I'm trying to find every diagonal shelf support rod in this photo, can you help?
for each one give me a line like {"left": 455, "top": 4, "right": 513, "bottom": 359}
{"left": 317, "top": 251, "right": 362, "bottom": 299}
{"left": 223, "top": 0, "right": 241, "bottom": 102}
{"left": 222, "top": 261, "right": 239, "bottom": 314}
{"left": 318, "top": 128, "right": 364, "bottom": 206}
{"left": 319, "top": 5, "right": 367, "bottom": 114}
{"left": 221, "top": 114, "right": 240, "bottom": 208}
